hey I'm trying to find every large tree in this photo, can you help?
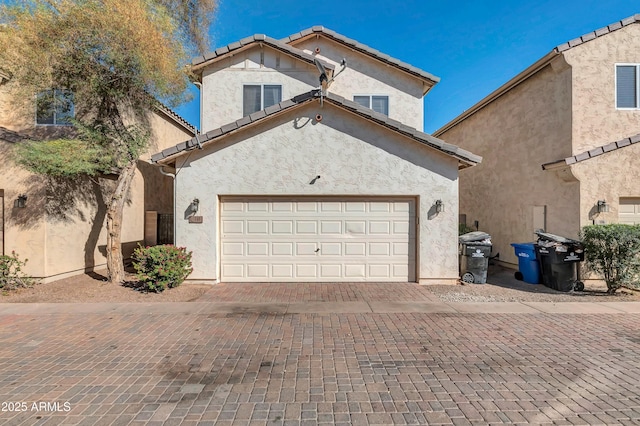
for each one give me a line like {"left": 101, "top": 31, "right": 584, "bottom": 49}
{"left": 0, "top": 0, "right": 215, "bottom": 284}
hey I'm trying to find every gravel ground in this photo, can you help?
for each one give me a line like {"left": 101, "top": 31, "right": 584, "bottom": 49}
{"left": 0, "top": 270, "right": 211, "bottom": 303}
{"left": 430, "top": 264, "right": 640, "bottom": 303}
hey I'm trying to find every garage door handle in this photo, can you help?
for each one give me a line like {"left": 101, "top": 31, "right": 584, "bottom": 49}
{"left": 315, "top": 248, "right": 320, "bottom": 253}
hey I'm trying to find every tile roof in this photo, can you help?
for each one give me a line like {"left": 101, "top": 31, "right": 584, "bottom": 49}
{"left": 554, "top": 14, "right": 640, "bottom": 52}
{"left": 154, "top": 101, "right": 197, "bottom": 135}
{"left": 542, "top": 133, "right": 640, "bottom": 170}
{"left": 282, "top": 26, "right": 440, "bottom": 87}
{"left": 191, "top": 34, "right": 335, "bottom": 73}
{"left": 151, "top": 89, "right": 480, "bottom": 168}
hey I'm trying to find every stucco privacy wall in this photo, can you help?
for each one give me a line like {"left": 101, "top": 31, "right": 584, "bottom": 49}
{"left": 571, "top": 142, "right": 640, "bottom": 228}
{"left": 174, "top": 102, "right": 460, "bottom": 282}
{"left": 564, "top": 23, "right": 640, "bottom": 154}
{"left": 293, "top": 38, "right": 425, "bottom": 130}
{"left": 201, "top": 47, "right": 319, "bottom": 131}
{"left": 437, "top": 59, "right": 579, "bottom": 266}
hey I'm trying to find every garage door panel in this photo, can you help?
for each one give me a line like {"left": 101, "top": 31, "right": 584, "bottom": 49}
{"left": 220, "top": 198, "right": 415, "bottom": 282}
{"left": 272, "top": 242, "right": 294, "bottom": 256}
{"left": 620, "top": 198, "right": 640, "bottom": 224}
{"left": 345, "top": 221, "right": 366, "bottom": 234}
{"left": 296, "top": 221, "right": 317, "bottom": 234}
{"left": 296, "top": 264, "right": 317, "bottom": 277}
{"left": 272, "top": 221, "right": 294, "bottom": 234}
{"left": 344, "top": 242, "right": 366, "bottom": 256}
{"left": 272, "top": 264, "right": 294, "bottom": 278}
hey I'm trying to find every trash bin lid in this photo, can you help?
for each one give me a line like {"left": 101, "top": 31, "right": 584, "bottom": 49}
{"left": 535, "top": 230, "right": 580, "bottom": 244}
{"left": 459, "top": 231, "right": 491, "bottom": 243}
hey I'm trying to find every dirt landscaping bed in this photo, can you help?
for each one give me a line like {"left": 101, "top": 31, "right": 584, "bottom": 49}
{"left": 0, "top": 270, "right": 211, "bottom": 303}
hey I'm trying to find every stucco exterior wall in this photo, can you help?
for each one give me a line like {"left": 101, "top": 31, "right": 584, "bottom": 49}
{"left": 1, "top": 83, "right": 194, "bottom": 280}
{"left": 437, "top": 59, "right": 579, "bottom": 266}
{"left": 200, "top": 46, "right": 318, "bottom": 131}
{"left": 174, "top": 102, "right": 460, "bottom": 282}
{"left": 293, "top": 38, "right": 426, "bottom": 130}
{"left": 571, "top": 142, "right": 640, "bottom": 228}
{"left": 564, "top": 24, "right": 640, "bottom": 154}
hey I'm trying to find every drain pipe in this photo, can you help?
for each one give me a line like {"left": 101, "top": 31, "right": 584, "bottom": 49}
{"left": 193, "top": 81, "right": 203, "bottom": 132}
{"left": 157, "top": 165, "right": 176, "bottom": 245}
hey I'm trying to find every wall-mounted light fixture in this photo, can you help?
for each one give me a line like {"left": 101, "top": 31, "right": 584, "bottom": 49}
{"left": 16, "top": 194, "right": 27, "bottom": 208}
{"left": 434, "top": 199, "right": 444, "bottom": 213}
{"left": 191, "top": 198, "right": 200, "bottom": 213}
{"left": 596, "top": 200, "right": 610, "bottom": 213}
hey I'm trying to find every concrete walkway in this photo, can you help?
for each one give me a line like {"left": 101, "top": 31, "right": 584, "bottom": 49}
{"left": 2, "top": 299, "right": 640, "bottom": 315}
{"left": 2, "top": 283, "right": 640, "bottom": 425}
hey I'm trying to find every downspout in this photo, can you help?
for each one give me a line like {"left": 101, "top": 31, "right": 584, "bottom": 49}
{"left": 193, "top": 81, "right": 203, "bottom": 133}
{"left": 157, "top": 165, "right": 177, "bottom": 245}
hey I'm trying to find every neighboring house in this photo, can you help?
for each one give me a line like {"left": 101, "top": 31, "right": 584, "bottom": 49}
{"left": 435, "top": 15, "right": 640, "bottom": 268}
{"left": 152, "top": 27, "right": 481, "bottom": 283}
{"left": 0, "top": 74, "right": 196, "bottom": 282}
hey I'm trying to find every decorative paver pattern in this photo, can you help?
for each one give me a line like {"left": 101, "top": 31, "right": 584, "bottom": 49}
{"left": 1, "top": 285, "right": 640, "bottom": 425}
{"left": 196, "top": 282, "right": 442, "bottom": 303}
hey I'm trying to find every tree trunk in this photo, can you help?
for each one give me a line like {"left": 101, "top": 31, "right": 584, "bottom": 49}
{"left": 105, "top": 159, "right": 138, "bottom": 284}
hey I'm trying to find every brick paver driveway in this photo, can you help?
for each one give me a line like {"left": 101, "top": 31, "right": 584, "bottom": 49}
{"left": 1, "top": 283, "right": 640, "bottom": 425}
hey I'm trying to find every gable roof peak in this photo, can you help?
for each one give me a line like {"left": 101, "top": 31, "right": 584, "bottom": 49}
{"left": 282, "top": 25, "right": 440, "bottom": 90}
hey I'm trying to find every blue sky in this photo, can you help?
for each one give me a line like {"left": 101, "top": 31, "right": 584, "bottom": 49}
{"left": 174, "top": 0, "right": 639, "bottom": 134}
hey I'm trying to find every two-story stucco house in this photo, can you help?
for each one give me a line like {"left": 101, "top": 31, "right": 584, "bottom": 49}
{"left": 0, "top": 71, "right": 196, "bottom": 282}
{"left": 152, "top": 27, "right": 481, "bottom": 284}
{"left": 435, "top": 15, "right": 640, "bottom": 269}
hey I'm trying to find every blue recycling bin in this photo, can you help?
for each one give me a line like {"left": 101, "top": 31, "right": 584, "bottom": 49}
{"left": 510, "top": 243, "right": 541, "bottom": 284}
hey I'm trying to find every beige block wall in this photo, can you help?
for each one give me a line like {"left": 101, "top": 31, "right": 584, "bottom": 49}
{"left": 438, "top": 59, "right": 579, "bottom": 266}
{"left": 174, "top": 101, "right": 460, "bottom": 282}
{"left": 292, "top": 38, "right": 427, "bottom": 130}
{"left": 564, "top": 24, "right": 640, "bottom": 154}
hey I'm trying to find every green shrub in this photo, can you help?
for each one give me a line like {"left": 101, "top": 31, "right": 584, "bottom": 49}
{"left": 580, "top": 224, "right": 640, "bottom": 293}
{"left": 0, "top": 251, "right": 36, "bottom": 290}
{"left": 132, "top": 245, "right": 193, "bottom": 292}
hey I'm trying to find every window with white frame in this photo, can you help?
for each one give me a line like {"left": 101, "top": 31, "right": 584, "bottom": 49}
{"left": 243, "top": 84, "right": 282, "bottom": 116}
{"left": 353, "top": 95, "right": 389, "bottom": 115}
{"left": 36, "top": 89, "right": 74, "bottom": 125}
{"left": 616, "top": 64, "right": 640, "bottom": 109}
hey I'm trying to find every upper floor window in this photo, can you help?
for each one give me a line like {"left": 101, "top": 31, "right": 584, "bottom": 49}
{"left": 36, "top": 89, "right": 74, "bottom": 125}
{"left": 616, "top": 65, "right": 640, "bottom": 109}
{"left": 354, "top": 95, "right": 389, "bottom": 116}
{"left": 243, "top": 84, "right": 282, "bottom": 116}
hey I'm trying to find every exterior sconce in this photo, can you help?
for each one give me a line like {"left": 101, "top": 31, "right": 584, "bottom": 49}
{"left": 16, "top": 194, "right": 27, "bottom": 208}
{"left": 596, "top": 200, "right": 610, "bottom": 213}
{"left": 191, "top": 198, "right": 200, "bottom": 213}
{"left": 435, "top": 199, "right": 444, "bottom": 213}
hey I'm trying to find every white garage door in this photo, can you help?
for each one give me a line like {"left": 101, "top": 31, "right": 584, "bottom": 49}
{"left": 220, "top": 197, "right": 416, "bottom": 282}
{"left": 619, "top": 198, "right": 640, "bottom": 224}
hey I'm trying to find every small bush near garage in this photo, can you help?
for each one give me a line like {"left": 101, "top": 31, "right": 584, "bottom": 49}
{"left": 132, "top": 245, "right": 193, "bottom": 292}
{"left": 581, "top": 224, "right": 640, "bottom": 293}
{"left": 0, "top": 251, "right": 35, "bottom": 291}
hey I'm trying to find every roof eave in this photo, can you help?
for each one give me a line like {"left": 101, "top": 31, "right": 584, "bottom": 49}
{"left": 434, "top": 50, "right": 560, "bottom": 136}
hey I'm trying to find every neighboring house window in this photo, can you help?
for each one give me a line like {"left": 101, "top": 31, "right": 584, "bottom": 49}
{"left": 616, "top": 65, "right": 640, "bottom": 109}
{"left": 243, "top": 84, "right": 282, "bottom": 116}
{"left": 354, "top": 95, "right": 389, "bottom": 115}
{"left": 36, "top": 89, "right": 74, "bottom": 125}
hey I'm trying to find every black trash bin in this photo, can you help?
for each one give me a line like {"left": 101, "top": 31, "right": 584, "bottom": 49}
{"left": 459, "top": 232, "right": 492, "bottom": 284}
{"left": 535, "top": 231, "right": 584, "bottom": 292}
